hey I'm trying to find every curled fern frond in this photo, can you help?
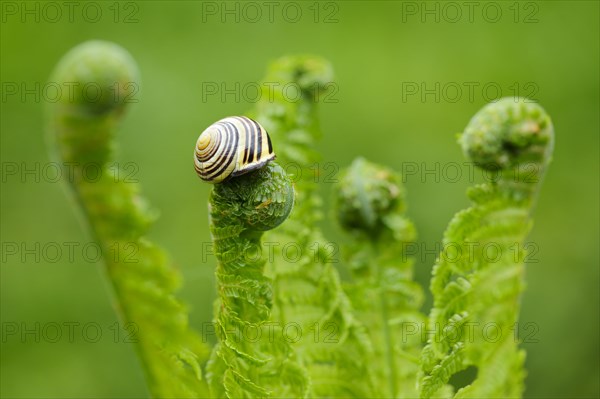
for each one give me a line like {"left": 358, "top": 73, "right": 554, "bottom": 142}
{"left": 249, "top": 56, "right": 377, "bottom": 397}
{"left": 333, "top": 157, "right": 425, "bottom": 398}
{"left": 460, "top": 97, "right": 554, "bottom": 200}
{"left": 49, "top": 41, "right": 210, "bottom": 398}
{"left": 205, "top": 162, "right": 310, "bottom": 398}
{"left": 419, "top": 98, "right": 554, "bottom": 398}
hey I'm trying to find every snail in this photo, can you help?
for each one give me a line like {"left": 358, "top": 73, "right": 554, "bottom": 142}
{"left": 194, "top": 116, "right": 275, "bottom": 183}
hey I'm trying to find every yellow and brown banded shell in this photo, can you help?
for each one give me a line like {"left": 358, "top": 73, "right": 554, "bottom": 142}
{"left": 194, "top": 116, "right": 275, "bottom": 183}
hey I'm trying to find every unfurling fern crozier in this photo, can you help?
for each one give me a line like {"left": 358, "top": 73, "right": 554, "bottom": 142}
{"left": 420, "top": 98, "right": 554, "bottom": 399}
{"left": 334, "top": 157, "right": 425, "bottom": 398}
{"left": 49, "top": 40, "right": 210, "bottom": 398}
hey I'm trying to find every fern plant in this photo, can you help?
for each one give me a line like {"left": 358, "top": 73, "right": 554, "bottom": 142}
{"left": 204, "top": 161, "right": 310, "bottom": 398}
{"left": 48, "top": 41, "right": 211, "bottom": 398}
{"left": 419, "top": 98, "right": 554, "bottom": 399}
{"left": 333, "top": 157, "right": 426, "bottom": 398}
{"left": 248, "top": 57, "right": 377, "bottom": 398}
{"left": 50, "top": 41, "right": 553, "bottom": 398}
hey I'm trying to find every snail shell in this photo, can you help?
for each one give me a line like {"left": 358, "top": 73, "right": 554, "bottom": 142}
{"left": 194, "top": 116, "right": 275, "bottom": 183}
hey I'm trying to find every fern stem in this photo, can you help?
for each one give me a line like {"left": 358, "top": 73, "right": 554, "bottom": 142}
{"left": 375, "top": 256, "right": 398, "bottom": 397}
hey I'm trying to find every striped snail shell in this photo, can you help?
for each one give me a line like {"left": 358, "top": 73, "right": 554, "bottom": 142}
{"left": 194, "top": 116, "right": 275, "bottom": 183}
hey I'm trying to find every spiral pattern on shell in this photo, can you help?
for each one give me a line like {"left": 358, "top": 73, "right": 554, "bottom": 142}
{"left": 194, "top": 116, "right": 275, "bottom": 183}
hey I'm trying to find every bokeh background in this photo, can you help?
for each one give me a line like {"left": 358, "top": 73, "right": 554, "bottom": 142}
{"left": 1, "top": 1, "right": 598, "bottom": 398}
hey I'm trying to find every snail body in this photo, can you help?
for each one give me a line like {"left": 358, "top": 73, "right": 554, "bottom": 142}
{"left": 194, "top": 116, "right": 275, "bottom": 183}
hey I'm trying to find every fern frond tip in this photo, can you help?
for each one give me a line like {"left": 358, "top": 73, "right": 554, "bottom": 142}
{"left": 333, "top": 157, "right": 405, "bottom": 235}
{"left": 460, "top": 97, "right": 554, "bottom": 172}
{"left": 52, "top": 40, "right": 139, "bottom": 116}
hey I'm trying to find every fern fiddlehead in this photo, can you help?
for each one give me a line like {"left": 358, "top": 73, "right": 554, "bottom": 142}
{"left": 49, "top": 41, "right": 210, "bottom": 398}
{"left": 246, "top": 56, "right": 376, "bottom": 397}
{"left": 204, "top": 161, "right": 310, "bottom": 398}
{"left": 419, "top": 98, "right": 554, "bottom": 398}
{"left": 333, "top": 157, "right": 425, "bottom": 398}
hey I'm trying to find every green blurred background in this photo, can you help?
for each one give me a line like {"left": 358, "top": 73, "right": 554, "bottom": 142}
{"left": 1, "top": 1, "right": 598, "bottom": 397}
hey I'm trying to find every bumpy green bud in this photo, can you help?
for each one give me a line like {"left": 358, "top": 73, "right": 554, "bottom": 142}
{"left": 52, "top": 40, "right": 139, "bottom": 116}
{"left": 334, "top": 157, "right": 404, "bottom": 234}
{"left": 211, "top": 162, "right": 295, "bottom": 231}
{"left": 460, "top": 97, "right": 554, "bottom": 171}
{"left": 50, "top": 40, "right": 140, "bottom": 166}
